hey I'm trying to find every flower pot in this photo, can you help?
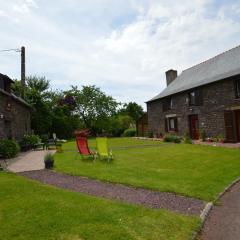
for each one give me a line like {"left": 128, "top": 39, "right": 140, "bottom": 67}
{"left": 44, "top": 160, "right": 54, "bottom": 169}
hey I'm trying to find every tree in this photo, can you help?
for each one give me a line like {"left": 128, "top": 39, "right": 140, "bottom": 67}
{"left": 66, "top": 85, "right": 119, "bottom": 134}
{"left": 120, "top": 102, "right": 144, "bottom": 121}
{"left": 108, "top": 115, "right": 134, "bottom": 136}
{"left": 12, "top": 77, "right": 141, "bottom": 138}
{"left": 25, "top": 76, "right": 53, "bottom": 135}
{"left": 12, "top": 76, "right": 61, "bottom": 136}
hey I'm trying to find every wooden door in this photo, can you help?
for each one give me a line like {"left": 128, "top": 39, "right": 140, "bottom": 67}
{"left": 224, "top": 110, "right": 236, "bottom": 142}
{"left": 189, "top": 115, "right": 199, "bottom": 140}
{"left": 235, "top": 110, "right": 240, "bottom": 142}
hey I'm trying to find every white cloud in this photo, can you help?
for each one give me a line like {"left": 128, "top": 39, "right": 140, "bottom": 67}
{"left": 12, "top": 0, "right": 38, "bottom": 13}
{"left": 0, "top": 0, "right": 240, "bottom": 108}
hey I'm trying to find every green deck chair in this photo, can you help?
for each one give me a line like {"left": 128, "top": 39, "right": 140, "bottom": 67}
{"left": 96, "top": 137, "right": 113, "bottom": 161}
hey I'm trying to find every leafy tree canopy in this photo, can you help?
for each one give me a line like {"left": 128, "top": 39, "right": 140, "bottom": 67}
{"left": 11, "top": 77, "right": 139, "bottom": 137}
{"left": 65, "top": 85, "right": 119, "bottom": 134}
{"left": 119, "top": 102, "right": 144, "bottom": 121}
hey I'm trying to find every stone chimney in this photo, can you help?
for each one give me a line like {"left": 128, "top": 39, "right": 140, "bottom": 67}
{"left": 166, "top": 69, "right": 177, "bottom": 86}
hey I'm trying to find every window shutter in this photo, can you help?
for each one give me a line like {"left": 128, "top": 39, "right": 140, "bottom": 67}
{"left": 224, "top": 110, "right": 236, "bottom": 142}
{"left": 195, "top": 89, "right": 203, "bottom": 105}
{"left": 174, "top": 117, "right": 178, "bottom": 132}
{"left": 234, "top": 80, "right": 240, "bottom": 98}
{"left": 165, "top": 118, "right": 168, "bottom": 132}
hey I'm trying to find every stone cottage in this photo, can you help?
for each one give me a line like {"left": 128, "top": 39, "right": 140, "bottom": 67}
{"left": 0, "top": 73, "right": 31, "bottom": 140}
{"left": 147, "top": 45, "right": 240, "bottom": 142}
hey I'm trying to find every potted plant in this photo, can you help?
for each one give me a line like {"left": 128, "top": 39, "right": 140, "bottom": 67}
{"left": 44, "top": 153, "right": 54, "bottom": 169}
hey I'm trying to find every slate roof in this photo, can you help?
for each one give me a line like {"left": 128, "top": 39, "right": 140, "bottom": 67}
{"left": 148, "top": 45, "right": 240, "bottom": 102}
{"left": 0, "top": 73, "right": 14, "bottom": 83}
{"left": 0, "top": 88, "right": 32, "bottom": 108}
{"left": 0, "top": 73, "right": 31, "bottom": 108}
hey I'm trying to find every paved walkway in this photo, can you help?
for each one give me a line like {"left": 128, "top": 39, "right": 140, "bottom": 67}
{"left": 199, "top": 181, "right": 240, "bottom": 240}
{"left": 19, "top": 169, "right": 205, "bottom": 216}
{"left": 7, "top": 150, "right": 55, "bottom": 173}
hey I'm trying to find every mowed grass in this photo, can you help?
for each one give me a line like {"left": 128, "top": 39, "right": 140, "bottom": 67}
{"left": 0, "top": 172, "right": 199, "bottom": 240}
{"left": 55, "top": 138, "right": 240, "bottom": 201}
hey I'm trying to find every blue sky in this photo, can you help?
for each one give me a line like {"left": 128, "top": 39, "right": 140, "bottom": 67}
{"left": 0, "top": 0, "right": 240, "bottom": 108}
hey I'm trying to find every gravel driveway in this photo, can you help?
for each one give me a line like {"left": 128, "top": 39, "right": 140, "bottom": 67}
{"left": 19, "top": 169, "right": 205, "bottom": 215}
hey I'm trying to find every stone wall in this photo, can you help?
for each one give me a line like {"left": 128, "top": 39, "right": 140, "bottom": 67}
{"left": 0, "top": 91, "right": 31, "bottom": 141}
{"left": 147, "top": 77, "right": 240, "bottom": 138}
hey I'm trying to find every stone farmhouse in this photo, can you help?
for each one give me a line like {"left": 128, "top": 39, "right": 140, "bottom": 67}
{"left": 0, "top": 73, "right": 31, "bottom": 140}
{"left": 147, "top": 45, "right": 240, "bottom": 142}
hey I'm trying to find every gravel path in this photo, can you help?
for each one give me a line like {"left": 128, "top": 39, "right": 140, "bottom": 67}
{"left": 199, "top": 181, "right": 240, "bottom": 240}
{"left": 19, "top": 170, "right": 205, "bottom": 216}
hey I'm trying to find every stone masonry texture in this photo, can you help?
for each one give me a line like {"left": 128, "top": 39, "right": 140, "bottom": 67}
{"left": 0, "top": 92, "right": 31, "bottom": 140}
{"left": 147, "top": 77, "right": 240, "bottom": 139}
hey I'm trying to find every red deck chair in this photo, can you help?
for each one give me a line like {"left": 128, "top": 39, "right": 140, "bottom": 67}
{"left": 75, "top": 136, "right": 95, "bottom": 159}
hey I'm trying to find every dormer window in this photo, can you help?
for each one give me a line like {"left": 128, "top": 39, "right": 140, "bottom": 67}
{"left": 235, "top": 79, "right": 240, "bottom": 98}
{"left": 188, "top": 89, "right": 203, "bottom": 106}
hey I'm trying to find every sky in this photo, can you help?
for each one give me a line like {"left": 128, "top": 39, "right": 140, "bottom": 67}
{"left": 0, "top": 0, "right": 240, "bottom": 108}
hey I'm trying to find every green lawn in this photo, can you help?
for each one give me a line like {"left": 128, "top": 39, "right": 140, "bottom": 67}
{"left": 0, "top": 172, "right": 199, "bottom": 240}
{"left": 55, "top": 138, "right": 240, "bottom": 201}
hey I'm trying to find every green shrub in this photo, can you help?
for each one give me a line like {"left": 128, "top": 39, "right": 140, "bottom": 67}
{"left": 216, "top": 134, "right": 224, "bottom": 143}
{"left": 22, "top": 134, "right": 41, "bottom": 148}
{"left": 0, "top": 140, "right": 20, "bottom": 159}
{"left": 163, "top": 134, "right": 182, "bottom": 143}
{"left": 184, "top": 136, "right": 193, "bottom": 144}
{"left": 40, "top": 134, "right": 49, "bottom": 144}
{"left": 183, "top": 133, "right": 192, "bottom": 144}
{"left": 44, "top": 153, "right": 54, "bottom": 162}
{"left": 200, "top": 130, "right": 206, "bottom": 142}
{"left": 122, "top": 128, "right": 136, "bottom": 137}
{"left": 147, "top": 131, "right": 153, "bottom": 138}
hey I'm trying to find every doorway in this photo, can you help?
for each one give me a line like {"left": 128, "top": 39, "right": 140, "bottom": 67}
{"left": 235, "top": 110, "right": 240, "bottom": 142}
{"left": 189, "top": 115, "right": 200, "bottom": 140}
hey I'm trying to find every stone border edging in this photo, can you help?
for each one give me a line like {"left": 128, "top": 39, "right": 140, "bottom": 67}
{"left": 191, "top": 202, "right": 213, "bottom": 240}
{"left": 200, "top": 202, "right": 213, "bottom": 222}
{"left": 192, "top": 177, "right": 240, "bottom": 240}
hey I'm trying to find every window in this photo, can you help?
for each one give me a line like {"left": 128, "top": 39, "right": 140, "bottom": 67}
{"left": 169, "top": 118, "right": 175, "bottom": 131}
{"left": 235, "top": 79, "right": 240, "bottom": 98}
{"left": 188, "top": 89, "right": 203, "bottom": 106}
{"left": 163, "top": 98, "right": 173, "bottom": 111}
{"left": 165, "top": 117, "right": 178, "bottom": 132}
